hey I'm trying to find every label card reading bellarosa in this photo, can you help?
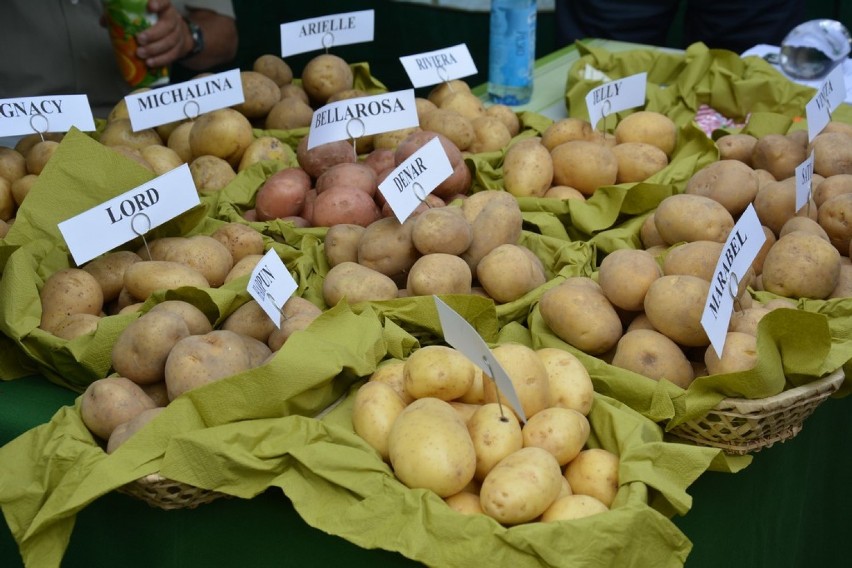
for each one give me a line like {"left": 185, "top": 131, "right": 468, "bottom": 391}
{"left": 248, "top": 249, "right": 298, "bottom": 329}
{"left": 795, "top": 150, "right": 815, "bottom": 212}
{"left": 0, "top": 95, "right": 95, "bottom": 137}
{"left": 433, "top": 296, "right": 527, "bottom": 423}
{"left": 806, "top": 64, "right": 846, "bottom": 142}
{"left": 399, "top": 44, "right": 478, "bottom": 89}
{"left": 58, "top": 164, "right": 200, "bottom": 266}
{"left": 280, "top": 10, "right": 374, "bottom": 57}
{"left": 585, "top": 72, "right": 647, "bottom": 130}
{"left": 378, "top": 137, "right": 453, "bottom": 222}
{"left": 125, "top": 69, "right": 244, "bottom": 131}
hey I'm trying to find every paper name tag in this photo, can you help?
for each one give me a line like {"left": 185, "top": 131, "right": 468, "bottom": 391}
{"left": 700, "top": 204, "right": 766, "bottom": 356}
{"left": 307, "top": 89, "right": 418, "bottom": 150}
{"left": 434, "top": 296, "right": 527, "bottom": 423}
{"left": 795, "top": 150, "right": 815, "bottom": 212}
{"left": 280, "top": 10, "right": 374, "bottom": 57}
{"left": 585, "top": 72, "right": 647, "bottom": 129}
{"left": 57, "top": 164, "right": 200, "bottom": 266}
{"left": 248, "top": 249, "right": 298, "bottom": 328}
{"left": 0, "top": 95, "right": 95, "bottom": 136}
{"left": 399, "top": 44, "right": 478, "bottom": 89}
{"left": 125, "top": 69, "right": 244, "bottom": 131}
{"left": 378, "top": 137, "right": 453, "bottom": 222}
{"left": 806, "top": 64, "right": 846, "bottom": 142}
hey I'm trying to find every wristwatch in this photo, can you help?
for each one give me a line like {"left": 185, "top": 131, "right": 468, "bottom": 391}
{"left": 183, "top": 17, "right": 204, "bottom": 58}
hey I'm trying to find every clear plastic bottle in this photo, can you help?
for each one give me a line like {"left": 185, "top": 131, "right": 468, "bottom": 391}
{"left": 778, "top": 19, "right": 851, "bottom": 80}
{"left": 488, "top": 0, "right": 537, "bottom": 105}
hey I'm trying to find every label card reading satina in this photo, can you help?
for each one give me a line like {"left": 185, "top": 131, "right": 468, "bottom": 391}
{"left": 585, "top": 72, "right": 647, "bottom": 129}
{"left": 795, "top": 150, "right": 815, "bottom": 212}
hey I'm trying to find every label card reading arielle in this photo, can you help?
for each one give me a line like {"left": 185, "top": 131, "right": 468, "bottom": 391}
{"left": 700, "top": 204, "right": 766, "bottom": 356}
{"left": 378, "top": 137, "right": 453, "bottom": 222}
{"left": 248, "top": 249, "right": 298, "bottom": 329}
{"left": 399, "top": 44, "right": 478, "bottom": 89}
{"left": 585, "top": 72, "right": 647, "bottom": 129}
{"left": 434, "top": 296, "right": 527, "bottom": 423}
{"left": 125, "top": 69, "right": 244, "bottom": 131}
{"left": 806, "top": 64, "right": 847, "bottom": 142}
{"left": 307, "top": 89, "right": 418, "bottom": 150}
{"left": 795, "top": 150, "right": 815, "bottom": 212}
{"left": 58, "top": 164, "right": 199, "bottom": 266}
{"left": 0, "top": 95, "right": 95, "bottom": 136}
{"left": 280, "top": 10, "right": 374, "bottom": 57}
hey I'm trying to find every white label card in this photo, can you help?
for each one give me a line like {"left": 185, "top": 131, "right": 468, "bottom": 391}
{"left": 280, "top": 10, "right": 375, "bottom": 57}
{"left": 125, "top": 69, "right": 244, "bottom": 131}
{"left": 248, "top": 249, "right": 298, "bottom": 329}
{"left": 399, "top": 44, "right": 478, "bottom": 89}
{"left": 795, "top": 150, "right": 815, "bottom": 212}
{"left": 0, "top": 95, "right": 95, "bottom": 136}
{"left": 58, "top": 164, "right": 199, "bottom": 266}
{"left": 700, "top": 204, "right": 766, "bottom": 357}
{"left": 585, "top": 72, "right": 648, "bottom": 129}
{"left": 378, "top": 137, "right": 453, "bottom": 222}
{"left": 433, "top": 296, "right": 527, "bottom": 423}
{"left": 806, "top": 64, "right": 847, "bottom": 142}
{"left": 307, "top": 89, "right": 418, "bottom": 150}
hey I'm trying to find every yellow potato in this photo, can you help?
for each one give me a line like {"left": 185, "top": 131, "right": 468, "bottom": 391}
{"left": 541, "top": 117, "right": 595, "bottom": 151}
{"left": 189, "top": 154, "right": 237, "bottom": 193}
{"left": 160, "top": 235, "right": 234, "bottom": 288}
{"left": 614, "top": 111, "right": 677, "bottom": 157}
{"left": 550, "top": 140, "right": 618, "bottom": 196}
{"left": 501, "top": 137, "right": 553, "bottom": 198}
{"left": 189, "top": 108, "right": 254, "bottom": 167}
{"left": 80, "top": 376, "right": 157, "bottom": 441}
{"left": 322, "top": 261, "right": 399, "bottom": 306}
{"left": 521, "top": 407, "right": 590, "bottom": 466}
{"left": 611, "top": 142, "right": 668, "bottom": 183}
{"left": 404, "top": 345, "right": 476, "bottom": 401}
{"left": 301, "top": 53, "right": 354, "bottom": 105}
{"left": 468, "top": 403, "right": 524, "bottom": 481}
{"left": 598, "top": 248, "right": 661, "bottom": 311}
{"left": 485, "top": 104, "right": 521, "bottom": 137}
{"left": 352, "top": 381, "right": 407, "bottom": 461}
{"left": 541, "top": 494, "right": 609, "bottom": 522}
{"left": 536, "top": 348, "right": 594, "bottom": 416}
{"left": 224, "top": 254, "right": 263, "bottom": 284}
{"left": 147, "top": 300, "right": 213, "bottom": 335}
{"left": 237, "top": 136, "right": 297, "bottom": 172}
{"left": 39, "top": 268, "right": 104, "bottom": 333}
{"left": 106, "top": 407, "right": 165, "bottom": 454}
{"left": 539, "top": 279, "right": 623, "bottom": 354}
{"left": 704, "top": 331, "right": 758, "bottom": 374}
{"left": 761, "top": 231, "right": 840, "bottom": 299}
{"left": 662, "top": 241, "right": 724, "bottom": 281}
{"left": 479, "top": 446, "right": 563, "bottom": 525}
{"left": 411, "top": 206, "right": 472, "bottom": 256}
{"left": 111, "top": 310, "right": 191, "bottom": 385}
{"left": 611, "top": 329, "right": 694, "bottom": 388}
{"left": 460, "top": 190, "right": 523, "bottom": 272}
{"left": 221, "top": 300, "right": 276, "bottom": 343}
{"left": 211, "top": 222, "right": 265, "bottom": 264}
{"left": 643, "top": 275, "right": 710, "bottom": 347}
{"left": 123, "top": 260, "right": 210, "bottom": 301}
{"left": 357, "top": 216, "right": 418, "bottom": 282}
{"left": 751, "top": 133, "right": 807, "bottom": 180}
{"left": 368, "top": 358, "right": 414, "bottom": 405}
{"left": 753, "top": 177, "right": 817, "bottom": 237}
{"left": 406, "top": 253, "right": 472, "bottom": 296}
{"left": 165, "top": 330, "right": 254, "bottom": 400}
{"left": 564, "top": 448, "right": 620, "bottom": 507}
{"left": 234, "top": 70, "right": 281, "bottom": 119}
{"left": 444, "top": 491, "right": 484, "bottom": 515}
{"left": 685, "top": 159, "right": 759, "bottom": 217}
{"left": 654, "top": 193, "right": 735, "bottom": 244}
{"left": 476, "top": 244, "right": 546, "bottom": 303}
{"left": 483, "top": 343, "right": 551, "bottom": 419}
{"left": 715, "top": 133, "right": 757, "bottom": 166}
{"left": 82, "top": 250, "right": 143, "bottom": 303}
{"left": 252, "top": 53, "right": 293, "bottom": 86}
{"left": 52, "top": 313, "right": 101, "bottom": 341}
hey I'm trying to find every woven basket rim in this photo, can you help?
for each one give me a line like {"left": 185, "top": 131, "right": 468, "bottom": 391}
{"left": 712, "top": 368, "right": 844, "bottom": 414}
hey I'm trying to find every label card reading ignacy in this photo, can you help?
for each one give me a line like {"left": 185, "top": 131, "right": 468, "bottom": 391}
{"left": 806, "top": 64, "right": 846, "bottom": 142}
{"left": 125, "top": 69, "right": 244, "bottom": 131}
{"left": 58, "top": 164, "right": 199, "bottom": 266}
{"left": 378, "top": 137, "right": 453, "bottom": 222}
{"left": 585, "top": 72, "right": 647, "bottom": 129}
{"left": 0, "top": 95, "right": 95, "bottom": 136}
{"left": 399, "top": 44, "right": 478, "bottom": 89}
{"left": 280, "top": 10, "right": 374, "bottom": 57}
{"left": 308, "top": 89, "right": 418, "bottom": 150}
{"left": 795, "top": 150, "right": 815, "bottom": 211}
{"left": 248, "top": 249, "right": 298, "bottom": 329}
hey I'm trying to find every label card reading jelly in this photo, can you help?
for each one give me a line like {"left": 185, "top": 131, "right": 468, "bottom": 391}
{"left": 434, "top": 296, "right": 527, "bottom": 423}
{"left": 307, "top": 89, "right": 418, "bottom": 150}
{"left": 58, "top": 164, "right": 200, "bottom": 266}
{"left": 795, "top": 150, "right": 815, "bottom": 212}
{"left": 125, "top": 69, "right": 244, "bottom": 131}
{"left": 0, "top": 95, "right": 95, "bottom": 136}
{"left": 280, "top": 10, "right": 374, "bottom": 57}
{"left": 700, "top": 204, "right": 766, "bottom": 356}
{"left": 585, "top": 72, "right": 647, "bottom": 129}
{"left": 399, "top": 44, "right": 478, "bottom": 89}
{"left": 248, "top": 249, "right": 298, "bottom": 329}
{"left": 378, "top": 137, "right": 453, "bottom": 222}
{"left": 806, "top": 64, "right": 846, "bottom": 142}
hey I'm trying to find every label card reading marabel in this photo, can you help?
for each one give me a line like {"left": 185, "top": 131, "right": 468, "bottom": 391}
{"left": 280, "top": 10, "right": 374, "bottom": 57}
{"left": 434, "top": 296, "right": 527, "bottom": 423}
{"left": 0, "top": 95, "right": 95, "bottom": 136}
{"left": 700, "top": 204, "right": 766, "bottom": 356}
{"left": 378, "top": 137, "right": 453, "bottom": 222}
{"left": 585, "top": 72, "right": 647, "bottom": 129}
{"left": 399, "top": 44, "right": 478, "bottom": 89}
{"left": 58, "top": 164, "right": 199, "bottom": 266}
{"left": 806, "top": 64, "right": 846, "bottom": 142}
{"left": 125, "top": 69, "right": 244, "bottom": 131}
{"left": 795, "top": 150, "right": 815, "bottom": 211}
{"left": 307, "top": 89, "right": 418, "bottom": 150}
{"left": 248, "top": 249, "right": 298, "bottom": 329}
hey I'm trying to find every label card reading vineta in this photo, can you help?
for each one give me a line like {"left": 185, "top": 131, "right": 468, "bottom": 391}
{"left": 806, "top": 64, "right": 847, "bottom": 142}
{"left": 700, "top": 204, "right": 766, "bottom": 356}
{"left": 280, "top": 9, "right": 375, "bottom": 57}
{"left": 248, "top": 249, "right": 298, "bottom": 329}
{"left": 585, "top": 72, "right": 647, "bottom": 130}
{"left": 399, "top": 44, "right": 478, "bottom": 89}
{"left": 378, "top": 137, "right": 453, "bottom": 222}
{"left": 795, "top": 150, "right": 815, "bottom": 212}
{"left": 0, "top": 95, "right": 95, "bottom": 136}
{"left": 57, "top": 164, "right": 199, "bottom": 266}
{"left": 125, "top": 69, "right": 244, "bottom": 131}
{"left": 433, "top": 296, "right": 527, "bottom": 423}
{"left": 308, "top": 89, "right": 418, "bottom": 150}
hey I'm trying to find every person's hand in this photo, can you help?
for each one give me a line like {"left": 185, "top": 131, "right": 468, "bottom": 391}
{"left": 135, "top": 0, "right": 193, "bottom": 67}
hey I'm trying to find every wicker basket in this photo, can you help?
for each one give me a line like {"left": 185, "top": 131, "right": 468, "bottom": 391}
{"left": 668, "top": 369, "right": 845, "bottom": 455}
{"left": 117, "top": 472, "right": 228, "bottom": 510}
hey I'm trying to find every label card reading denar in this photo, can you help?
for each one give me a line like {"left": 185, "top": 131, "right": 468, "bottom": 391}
{"left": 57, "top": 164, "right": 199, "bottom": 266}
{"left": 399, "top": 44, "right": 478, "bottom": 89}
{"left": 0, "top": 95, "right": 95, "bottom": 137}
{"left": 125, "top": 69, "right": 244, "bottom": 131}
{"left": 585, "top": 72, "right": 647, "bottom": 130}
{"left": 307, "top": 89, "right": 418, "bottom": 150}
{"left": 378, "top": 137, "right": 453, "bottom": 222}
{"left": 248, "top": 249, "right": 298, "bottom": 329}
{"left": 280, "top": 9, "right": 374, "bottom": 57}
{"left": 806, "top": 64, "right": 846, "bottom": 142}
{"left": 795, "top": 150, "right": 815, "bottom": 212}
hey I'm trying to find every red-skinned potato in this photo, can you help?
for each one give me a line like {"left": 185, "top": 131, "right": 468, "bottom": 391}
{"left": 312, "top": 186, "right": 382, "bottom": 227}
{"left": 316, "top": 162, "right": 377, "bottom": 197}
{"left": 363, "top": 148, "right": 396, "bottom": 176}
{"left": 393, "top": 131, "right": 470, "bottom": 199}
{"left": 297, "top": 137, "right": 356, "bottom": 179}
{"left": 255, "top": 167, "right": 311, "bottom": 221}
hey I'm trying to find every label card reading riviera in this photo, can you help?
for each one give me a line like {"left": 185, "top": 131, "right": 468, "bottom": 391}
{"left": 399, "top": 44, "right": 478, "bottom": 89}
{"left": 58, "top": 164, "right": 199, "bottom": 266}
{"left": 378, "top": 137, "right": 453, "bottom": 222}
{"left": 806, "top": 64, "right": 846, "bottom": 142}
{"left": 585, "top": 72, "right": 647, "bottom": 130}
{"left": 795, "top": 150, "right": 815, "bottom": 212}
{"left": 0, "top": 95, "right": 95, "bottom": 136}
{"left": 700, "top": 204, "right": 766, "bottom": 356}
{"left": 280, "top": 10, "right": 374, "bottom": 57}
{"left": 307, "top": 89, "right": 418, "bottom": 150}
{"left": 125, "top": 69, "right": 244, "bottom": 131}
{"left": 248, "top": 249, "right": 298, "bottom": 329}
{"left": 433, "top": 296, "right": 527, "bottom": 423}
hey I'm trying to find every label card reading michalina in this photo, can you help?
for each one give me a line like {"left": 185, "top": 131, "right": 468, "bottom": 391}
{"left": 248, "top": 249, "right": 299, "bottom": 329}
{"left": 585, "top": 72, "right": 648, "bottom": 130}
{"left": 399, "top": 44, "right": 478, "bottom": 89}
{"left": 57, "top": 164, "right": 200, "bottom": 266}
{"left": 0, "top": 95, "right": 95, "bottom": 137}
{"left": 806, "top": 64, "right": 846, "bottom": 142}
{"left": 378, "top": 137, "right": 454, "bottom": 222}
{"left": 280, "top": 9, "right": 375, "bottom": 57}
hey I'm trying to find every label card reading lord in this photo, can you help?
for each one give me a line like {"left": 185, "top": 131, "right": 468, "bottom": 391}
{"left": 399, "top": 44, "right": 478, "bottom": 89}
{"left": 125, "top": 69, "right": 244, "bottom": 131}
{"left": 378, "top": 137, "right": 453, "bottom": 222}
{"left": 806, "top": 64, "right": 846, "bottom": 142}
{"left": 795, "top": 150, "right": 815, "bottom": 211}
{"left": 585, "top": 72, "right": 647, "bottom": 129}
{"left": 308, "top": 89, "right": 418, "bottom": 150}
{"left": 58, "top": 164, "right": 199, "bottom": 266}
{"left": 281, "top": 10, "right": 374, "bottom": 57}
{"left": 248, "top": 249, "right": 298, "bottom": 328}
{"left": 700, "top": 204, "right": 766, "bottom": 356}
{"left": 0, "top": 95, "right": 95, "bottom": 136}
{"left": 434, "top": 296, "right": 527, "bottom": 423}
